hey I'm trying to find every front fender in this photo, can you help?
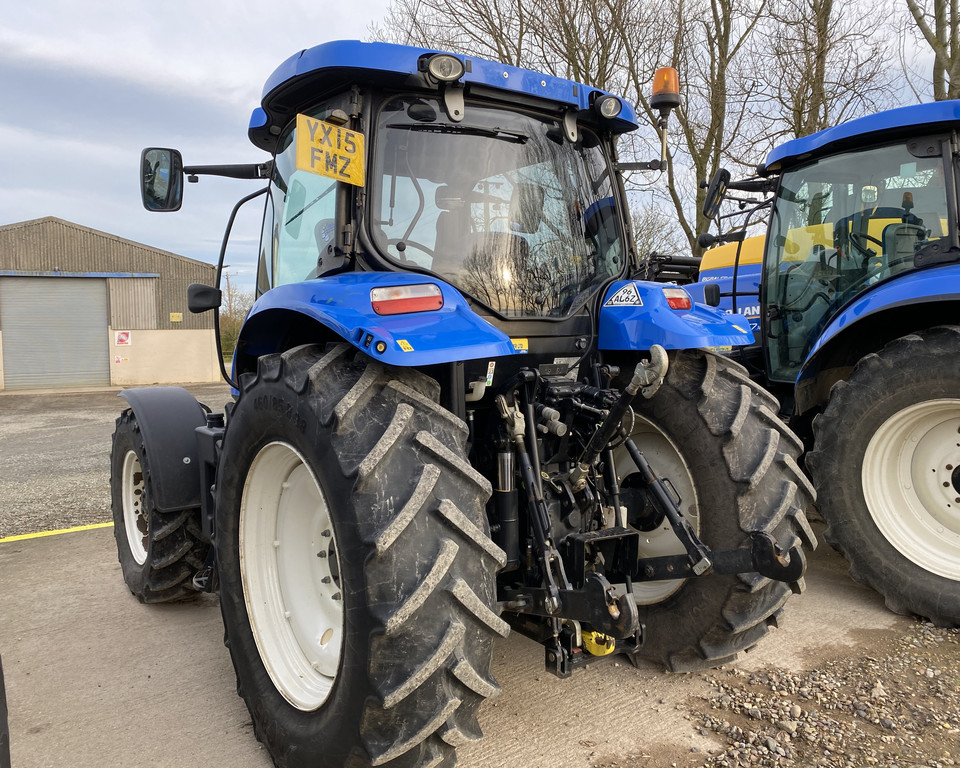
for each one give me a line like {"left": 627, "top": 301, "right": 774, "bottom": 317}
{"left": 805, "top": 264, "right": 960, "bottom": 361}
{"left": 243, "top": 273, "right": 517, "bottom": 366}
{"left": 118, "top": 387, "right": 207, "bottom": 513}
{"left": 598, "top": 280, "right": 754, "bottom": 351}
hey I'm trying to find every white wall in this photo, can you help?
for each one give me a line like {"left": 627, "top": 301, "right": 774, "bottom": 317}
{"left": 109, "top": 328, "right": 220, "bottom": 386}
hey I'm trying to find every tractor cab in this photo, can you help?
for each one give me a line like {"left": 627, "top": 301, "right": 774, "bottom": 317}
{"left": 762, "top": 140, "right": 954, "bottom": 381}
{"left": 700, "top": 105, "right": 960, "bottom": 390}
{"left": 262, "top": 87, "right": 628, "bottom": 320}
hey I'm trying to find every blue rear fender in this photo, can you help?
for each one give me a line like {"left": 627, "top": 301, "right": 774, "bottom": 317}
{"left": 597, "top": 280, "right": 754, "bottom": 351}
{"left": 238, "top": 272, "right": 517, "bottom": 366}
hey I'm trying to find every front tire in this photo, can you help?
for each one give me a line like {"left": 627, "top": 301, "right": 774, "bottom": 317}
{"left": 808, "top": 325, "right": 960, "bottom": 627}
{"left": 618, "top": 349, "right": 817, "bottom": 671}
{"left": 110, "top": 410, "right": 209, "bottom": 603}
{"left": 215, "top": 344, "right": 507, "bottom": 768}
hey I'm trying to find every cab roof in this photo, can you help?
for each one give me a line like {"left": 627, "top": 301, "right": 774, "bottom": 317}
{"left": 248, "top": 40, "right": 639, "bottom": 152}
{"left": 765, "top": 100, "right": 960, "bottom": 172}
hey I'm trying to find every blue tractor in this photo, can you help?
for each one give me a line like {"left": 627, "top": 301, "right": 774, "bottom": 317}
{"left": 697, "top": 100, "right": 960, "bottom": 628}
{"left": 114, "top": 41, "right": 814, "bottom": 768}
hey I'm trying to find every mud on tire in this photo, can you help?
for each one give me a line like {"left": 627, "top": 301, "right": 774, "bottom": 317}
{"left": 807, "top": 325, "right": 960, "bottom": 627}
{"left": 621, "top": 349, "right": 817, "bottom": 672}
{"left": 110, "top": 410, "right": 209, "bottom": 603}
{"left": 215, "top": 344, "right": 507, "bottom": 768}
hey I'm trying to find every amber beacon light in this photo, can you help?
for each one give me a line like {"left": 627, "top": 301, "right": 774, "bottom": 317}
{"left": 650, "top": 67, "right": 681, "bottom": 113}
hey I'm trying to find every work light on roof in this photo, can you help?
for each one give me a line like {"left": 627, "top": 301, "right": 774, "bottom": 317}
{"left": 594, "top": 95, "right": 623, "bottom": 120}
{"left": 426, "top": 54, "right": 465, "bottom": 82}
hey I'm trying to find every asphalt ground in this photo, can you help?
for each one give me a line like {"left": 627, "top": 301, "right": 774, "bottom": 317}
{"left": 0, "top": 384, "right": 232, "bottom": 539}
{"left": 0, "top": 386, "right": 952, "bottom": 768}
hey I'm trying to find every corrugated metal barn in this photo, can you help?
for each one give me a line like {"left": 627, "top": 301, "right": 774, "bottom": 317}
{"left": 0, "top": 217, "right": 218, "bottom": 390}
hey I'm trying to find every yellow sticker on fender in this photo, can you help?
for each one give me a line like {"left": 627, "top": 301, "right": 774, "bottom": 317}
{"left": 397, "top": 339, "right": 414, "bottom": 352}
{"left": 295, "top": 114, "right": 365, "bottom": 187}
{"left": 511, "top": 338, "right": 529, "bottom": 353}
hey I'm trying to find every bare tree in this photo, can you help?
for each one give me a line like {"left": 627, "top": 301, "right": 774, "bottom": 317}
{"left": 607, "top": 0, "right": 770, "bottom": 254}
{"left": 631, "top": 202, "right": 686, "bottom": 259}
{"left": 755, "top": 0, "right": 896, "bottom": 140}
{"left": 903, "top": 0, "right": 960, "bottom": 99}
{"left": 370, "top": 0, "right": 896, "bottom": 262}
{"left": 219, "top": 273, "right": 255, "bottom": 358}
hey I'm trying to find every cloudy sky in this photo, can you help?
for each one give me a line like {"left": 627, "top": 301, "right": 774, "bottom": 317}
{"left": 1, "top": 1, "right": 392, "bottom": 288}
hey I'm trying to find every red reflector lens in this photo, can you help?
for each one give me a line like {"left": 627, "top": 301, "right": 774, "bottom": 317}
{"left": 662, "top": 287, "right": 692, "bottom": 310}
{"left": 370, "top": 284, "right": 444, "bottom": 315}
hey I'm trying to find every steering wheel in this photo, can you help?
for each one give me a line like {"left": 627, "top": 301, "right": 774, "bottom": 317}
{"left": 847, "top": 232, "right": 884, "bottom": 264}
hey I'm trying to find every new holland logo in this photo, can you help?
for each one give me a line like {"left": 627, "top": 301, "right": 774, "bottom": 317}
{"left": 603, "top": 283, "right": 643, "bottom": 307}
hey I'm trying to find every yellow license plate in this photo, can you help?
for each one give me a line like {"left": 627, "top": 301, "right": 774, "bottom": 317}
{"left": 295, "top": 114, "right": 365, "bottom": 187}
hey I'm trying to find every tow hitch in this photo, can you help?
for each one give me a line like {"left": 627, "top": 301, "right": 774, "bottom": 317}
{"left": 623, "top": 437, "right": 804, "bottom": 585}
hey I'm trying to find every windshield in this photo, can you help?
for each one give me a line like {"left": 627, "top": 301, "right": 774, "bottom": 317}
{"left": 264, "top": 100, "right": 348, "bottom": 289}
{"left": 764, "top": 142, "right": 950, "bottom": 380}
{"left": 371, "top": 97, "right": 625, "bottom": 318}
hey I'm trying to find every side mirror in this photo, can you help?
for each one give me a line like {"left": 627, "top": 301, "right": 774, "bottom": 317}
{"left": 701, "top": 168, "right": 731, "bottom": 219}
{"left": 188, "top": 283, "right": 222, "bottom": 314}
{"left": 141, "top": 148, "right": 184, "bottom": 212}
{"left": 702, "top": 283, "right": 721, "bottom": 307}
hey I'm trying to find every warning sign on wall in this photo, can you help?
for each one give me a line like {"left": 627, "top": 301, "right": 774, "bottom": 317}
{"left": 115, "top": 330, "right": 131, "bottom": 346}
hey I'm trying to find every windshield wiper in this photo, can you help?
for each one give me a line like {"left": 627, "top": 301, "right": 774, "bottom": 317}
{"left": 388, "top": 123, "right": 529, "bottom": 144}
{"left": 285, "top": 183, "right": 336, "bottom": 227}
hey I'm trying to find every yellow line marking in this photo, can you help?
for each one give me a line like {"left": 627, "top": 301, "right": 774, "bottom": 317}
{"left": 0, "top": 522, "right": 114, "bottom": 543}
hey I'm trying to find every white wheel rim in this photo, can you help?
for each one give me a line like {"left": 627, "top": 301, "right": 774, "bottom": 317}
{"left": 862, "top": 398, "right": 960, "bottom": 581}
{"left": 121, "top": 450, "right": 148, "bottom": 566}
{"left": 240, "top": 442, "right": 344, "bottom": 711}
{"left": 616, "top": 417, "right": 700, "bottom": 605}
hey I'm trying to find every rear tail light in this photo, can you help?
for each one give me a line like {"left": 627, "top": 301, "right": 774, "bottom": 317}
{"left": 370, "top": 283, "right": 444, "bottom": 315}
{"left": 662, "top": 287, "right": 692, "bottom": 310}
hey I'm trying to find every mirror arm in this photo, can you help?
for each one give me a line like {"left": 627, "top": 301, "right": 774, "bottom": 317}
{"left": 184, "top": 161, "right": 273, "bottom": 182}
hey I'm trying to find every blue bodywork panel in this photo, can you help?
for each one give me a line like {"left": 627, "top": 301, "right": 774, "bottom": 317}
{"left": 249, "top": 40, "right": 639, "bottom": 151}
{"left": 803, "top": 264, "right": 960, "bottom": 365}
{"left": 687, "top": 264, "right": 762, "bottom": 334}
{"left": 243, "top": 272, "right": 516, "bottom": 366}
{"left": 766, "top": 100, "right": 960, "bottom": 171}
{"left": 598, "top": 281, "right": 754, "bottom": 350}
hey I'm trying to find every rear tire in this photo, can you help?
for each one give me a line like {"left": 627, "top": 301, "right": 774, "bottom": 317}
{"left": 808, "top": 325, "right": 960, "bottom": 627}
{"left": 110, "top": 410, "right": 209, "bottom": 603}
{"left": 215, "top": 344, "right": 507, "bottom": 768}
{"left": 620, "top": 349, "right": 817, "bottom": 671}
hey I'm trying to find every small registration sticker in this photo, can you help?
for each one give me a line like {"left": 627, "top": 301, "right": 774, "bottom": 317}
{"left": 295, "top": 114, "right": 365, "bottom": 187}
{"left": 603, "top": 283, "right": 643, "bottom": 307}
{"left": 511, "top": 338, "right": 529, "bottom": 353}
{"left": 397, "top": 340, "right": 414, "bottom": 352}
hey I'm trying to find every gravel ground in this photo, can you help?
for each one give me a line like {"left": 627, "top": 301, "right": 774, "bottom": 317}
{"left": 592, "top": 620, "right": 960, "bottom": 768}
